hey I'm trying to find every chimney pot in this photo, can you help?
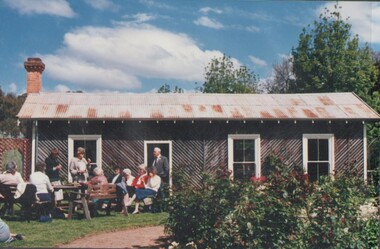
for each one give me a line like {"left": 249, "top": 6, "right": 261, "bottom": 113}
{"left": 24, "top": 57, "right": 45, "bottom": 95}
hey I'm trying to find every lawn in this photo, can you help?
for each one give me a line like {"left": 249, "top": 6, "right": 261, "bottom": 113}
{"left": 3, "top": 211, "right": 168, "bottom": 248}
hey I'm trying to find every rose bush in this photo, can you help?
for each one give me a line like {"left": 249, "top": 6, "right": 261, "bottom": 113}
{"left": 165, "top": 155, "right": 378, "bottom": 249}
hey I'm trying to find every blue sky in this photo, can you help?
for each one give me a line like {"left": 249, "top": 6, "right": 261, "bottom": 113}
{"left": 0, "top": 0, "right": 380, "bottom": 94}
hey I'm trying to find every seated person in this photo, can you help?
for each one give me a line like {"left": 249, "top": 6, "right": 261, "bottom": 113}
{"left": 0, "top": 218, "right": 24, "bottom": 243}
{"left": 0, "top": 161, "right": 26, "bottom": 216}
{"left": 128, "top": 168, "right": 161, "bottom": 214}
{"left": 85, "top": 167, "right": 108, "bottom": 186}
{"left": 124, "top": 164, "right": 148, "bottom": 207}
{"left": 109, "top": 166, "right": 123, "bottom": 184}
{"left": 0, "top": 161, "right": 24, "bottom": 186}
{"left": 29, "top": 162, "right": 54, "bottom": 217}
{"left": 82, "top": 167, "right": 108, "bottom": 216}
{"left": 117, "top": 168, "right": 135, "bottom": 215}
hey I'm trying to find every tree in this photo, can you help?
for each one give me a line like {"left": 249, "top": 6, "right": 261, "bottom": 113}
{"left": 0, "top": 89, "right": 26, "bottom": 137}
{"left": 263, "top": 57, "right": 294, "bottom": 93}
{"left": 200, "top": 55, "right": 258, "bottom": 93}
{"left": 291, "top": 5, "right": 378, "bottom": 102}
{"left": 371, "top": 50, "right": 380, "bottom": 93}
{"left": 157, "top": 83, "right": 184, "bottom": 93}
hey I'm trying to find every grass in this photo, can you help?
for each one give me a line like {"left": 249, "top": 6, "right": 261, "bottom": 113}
{"left": 3, "top": 210, "right": 168, "bottom": 248}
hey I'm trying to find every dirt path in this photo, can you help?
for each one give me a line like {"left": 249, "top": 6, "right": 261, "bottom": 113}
{"left": 57, "top": 225, "right": 169, "bottom": 249}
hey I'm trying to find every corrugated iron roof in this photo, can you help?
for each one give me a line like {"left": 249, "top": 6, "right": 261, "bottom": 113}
{"left": 17, "top": 92, "right": 380, "bottom": 121}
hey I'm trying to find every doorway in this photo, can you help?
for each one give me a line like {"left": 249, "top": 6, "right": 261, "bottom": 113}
{"left": 68, "top": 135, "right": 102, "bottom": 182}
{"left": 144, "top": 140, "right": 172, "bottom": 186}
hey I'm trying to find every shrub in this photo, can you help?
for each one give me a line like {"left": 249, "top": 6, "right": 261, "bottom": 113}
{"left": 166, "top": 170, "right": 242, "bottom": 248}
{"left": 165, "top": 155, "right": 376, "bottom": 248}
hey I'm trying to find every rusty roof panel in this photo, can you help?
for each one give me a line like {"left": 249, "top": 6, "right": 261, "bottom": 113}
{"left": 17, "top": 92, "right": 380, "bottom": 121}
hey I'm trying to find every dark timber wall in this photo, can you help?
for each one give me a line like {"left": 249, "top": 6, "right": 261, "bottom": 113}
{"left": 35, "top": 120, "right": 364, "bottom": 186}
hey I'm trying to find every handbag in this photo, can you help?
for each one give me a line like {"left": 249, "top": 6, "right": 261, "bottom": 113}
{"left": 39, "top": 214, "right": 52, "bottom": 222}
{"left": 143, "top": 198, "right": 153, "bottom": 205}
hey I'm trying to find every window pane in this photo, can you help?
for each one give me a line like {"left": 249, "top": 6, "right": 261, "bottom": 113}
{"left": 233, "top": 163, "right": 255, "bottom": 180}
{"left": 244, "top": 140, "right": 255, "bottom": 161}
{"left": 308, "top": 162, "right": 329, "bottom": 181}
{"left": 308, "top": 139, "right": 318, "bottom": 161}
{"left": 318, "top": 139, "right": 329, "bottom": 161}
{"left": 233, "top": 140, "right": 244, "bottom": 162}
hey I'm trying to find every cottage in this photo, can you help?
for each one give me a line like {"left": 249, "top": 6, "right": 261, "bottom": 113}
{"left": 17, "top": 58, "right": 380, "bottom": 186}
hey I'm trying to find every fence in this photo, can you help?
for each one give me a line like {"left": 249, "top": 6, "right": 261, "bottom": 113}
{"left": 0, "top": 138, "right": 31, "bottom": 180}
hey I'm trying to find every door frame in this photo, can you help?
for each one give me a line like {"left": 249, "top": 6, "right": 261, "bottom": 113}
{"left": 144, "top": 140, "right": 172, "bottom": 187}
{"left": 68, "top": 134, "right": 102, "bottom": 182}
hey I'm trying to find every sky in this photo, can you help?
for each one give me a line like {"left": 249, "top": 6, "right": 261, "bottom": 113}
{"left": 0, "top": 0, "right": 380, "bottom": 95}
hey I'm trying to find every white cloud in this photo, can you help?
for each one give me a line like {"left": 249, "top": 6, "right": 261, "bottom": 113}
{"left": 317, "top": 2, "right": 380, "bottom": 44}
{"left": 249, "top": 56, "right": 267, "bottom": 67}
{"left": 199, "top": 7, "right": 223, "bottom": 14}
{"left": 8, "top": 83, "right": 17, "bottom": 93}
{"left": 40, "top": 23, "right": 225, "bottom": 90}
{"left": 139, "top": 0, "right": 173, "bottom": 10}
{"left": 54, "top": 84, "right": 70, "bottom": 92}
{"left": 84, "top": 0, "right": 118, "bottom": 11}
{"left": 3, "top": 0, "right": 76, "bottom": 18}
{"left": 278, "top": 53, "right": 292, "bottom": 60}
{"left": 123, "top": 13, "right": 156, "bottom": 23}
{"left": 246, "top": 25, "right": 260, "bottom": 32}
{"left": 194, "top": 16, "right": 224, "bottom": 29}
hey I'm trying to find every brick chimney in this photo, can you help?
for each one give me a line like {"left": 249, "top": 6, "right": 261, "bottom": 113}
{"left": 24, "top": 58, "right": 45, "bottom": 94}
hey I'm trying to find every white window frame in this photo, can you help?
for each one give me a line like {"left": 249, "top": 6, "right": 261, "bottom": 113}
{"left": 68, "top": 134, "right": 102, "bottom": 182}
{"left": 144, "top": 140, "right": 173, "bottom": 187}
{"left": 228, "top": 134, "right": 261, "bottom": 179}
{"left": 302, "top": 134, "right": 334, "bottom": 178}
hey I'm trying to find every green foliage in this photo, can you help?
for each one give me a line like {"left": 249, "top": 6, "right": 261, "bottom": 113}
{"left": 0, "top": 89, "right": 26, "bottom": 137}
{"left": 291, "top": 5, "right": 380, "bottom": 139}
{"left": 200, "top": 55, "right": 258, "bottom": 93}
{"left": 291, "top": 6, "right": 378, "bottom": 98}
{"left": 301, "top": 176, "right": 372, "bottom": 249}
{"left": 157, "top": 83, "right": 184, "bottom": 93}
{"left": 165, "top": 172, "right": 242, "bottom": 248}
{"left": 165, "top": 155, "right": 377, "bottom": 249}
{"left": 359, "top": 218, "right": 380, "bottom": 249}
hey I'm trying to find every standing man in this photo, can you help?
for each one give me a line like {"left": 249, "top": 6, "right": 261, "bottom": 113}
{"left": 150, "top": 147, "right": 169, "bottom": 213}
{"left": 45, "top": 148, "right": 63, "bottom": 204}
{"left": 151, "top": 147, "right": 169, "bottom": 183}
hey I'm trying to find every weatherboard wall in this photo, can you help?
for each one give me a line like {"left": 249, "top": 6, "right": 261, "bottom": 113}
{"left": 30, "top": 120, "right": 364, "bottom": 186}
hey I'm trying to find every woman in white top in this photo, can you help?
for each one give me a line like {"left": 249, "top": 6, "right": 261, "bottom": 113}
{"left": 69, "top": 147, "right": 91, "bottom": 183}
{"left": 129, "top": 168, "right": 161, "bottom": 214}
{"left": 29, "top": 162, "right": 54, "bottom": 202}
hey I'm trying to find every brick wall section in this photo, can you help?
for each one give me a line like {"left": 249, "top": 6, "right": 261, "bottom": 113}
{"left": 24, "top": 57, "right": 45, "bottom": 95}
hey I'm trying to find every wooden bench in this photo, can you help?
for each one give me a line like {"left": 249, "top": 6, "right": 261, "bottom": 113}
{"left": 67, "top": 183, "right": 117, "bottom": 220}
{"left": 0, "top": 183, "right": 47, "bottom": 222}
{"left": 0, "top": 184, "right": 18, "bottom": 217}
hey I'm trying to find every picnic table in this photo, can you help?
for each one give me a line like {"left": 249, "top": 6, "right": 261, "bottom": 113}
{"left": 55, "top": 183, "right": 117, "bottom": 220}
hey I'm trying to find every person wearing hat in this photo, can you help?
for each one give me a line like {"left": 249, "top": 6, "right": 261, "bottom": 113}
{"left": 117, "top": 168, "right": 135, "bottom": 216}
